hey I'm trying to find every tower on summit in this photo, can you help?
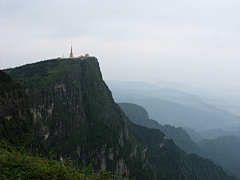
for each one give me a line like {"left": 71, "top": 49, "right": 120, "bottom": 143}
{"left": 69, "top": 45, "right": 74, "bottom": 58}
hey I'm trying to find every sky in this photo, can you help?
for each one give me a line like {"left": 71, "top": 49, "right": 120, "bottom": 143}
{"left": 0, "top": 0, "right": 240, "bottom": 93}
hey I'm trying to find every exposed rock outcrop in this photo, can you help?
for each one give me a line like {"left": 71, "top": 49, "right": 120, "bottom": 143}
{"left": 4, "top": 58, "right": 154, "bottom": 179}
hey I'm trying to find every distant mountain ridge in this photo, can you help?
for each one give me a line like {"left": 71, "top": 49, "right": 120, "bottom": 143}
{"left": 119, "top": 102, "right": 240, "bottom": 179}
{"left": 198, "top": 135, "right": 240, "bottom": 179}
{"left": 116, "top": 98, "right": 237, "bottom": 132}
{"left": 127, "top": 120, "right": 233, "bottom": 180}
{"left": 118, "top": 103, "right": 205, "bottom": 156}
{"left": 182, "top": 127, "right": 205, "bottom": 143}
{"left": 183, "top": 126, "right": 240, "bottom": 143}
{"left": 107, "top": 80, "right": 203, "bottom": 106}
{"left": 107, "top": 80, "right": 240, "bottom": 119}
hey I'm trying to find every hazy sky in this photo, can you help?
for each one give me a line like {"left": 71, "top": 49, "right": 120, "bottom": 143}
{"left": 1, "top": 0, "right": 239, "bottom": 90}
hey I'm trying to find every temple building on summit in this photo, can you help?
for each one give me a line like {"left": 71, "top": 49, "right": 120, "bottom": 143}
{"left": 68, "top": 45, "right": 90, "bottom": 59}
{"left": 69, "top": 45, "right": 74, "bottom": 58}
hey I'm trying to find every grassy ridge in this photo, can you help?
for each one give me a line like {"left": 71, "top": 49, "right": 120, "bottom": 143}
{"left": 4, "top": 58, "right": 85, "bottom": 89}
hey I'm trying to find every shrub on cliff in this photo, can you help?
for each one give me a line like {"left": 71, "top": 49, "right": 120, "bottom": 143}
{"left": 0, "top": 140, "right": 127, "bottom": 180}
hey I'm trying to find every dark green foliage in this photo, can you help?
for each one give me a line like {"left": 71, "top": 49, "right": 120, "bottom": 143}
{"left": 0, "top": 140, "right": 128, "bottom": 180}
{"left": 0, "top": 70, "right": 46, "bottom": 155}
{"left": 198, "top": 135, "right": 240, "bottom": 179}
{"left": 5, "top": 58, "right": 82, "bottom": 89}
{"left": 0, "top": 70, "right": 21, "bottom": 97}
{"left": 0, "top": 116, "right": 32, "bottom": 151}
{"left": 3, "top": 58, "right": 156, "bottom": 180}
{"left": 127, "top": 120, "right": 236, "bottom": 179}
{"left": 3, "top": 58, "right": 236, "bottom": 180}
{"left": 188, "top": 153, "right": 236, "bottom": 180}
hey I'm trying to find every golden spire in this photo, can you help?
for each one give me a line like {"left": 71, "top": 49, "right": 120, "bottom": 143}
{"left": 69, "top": 44, "right": 74, "bottom": 58}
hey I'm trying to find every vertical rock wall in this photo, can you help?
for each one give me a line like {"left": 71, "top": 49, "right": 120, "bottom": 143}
{"left": 4, "top": 58, "right": 154, "bottom": 179}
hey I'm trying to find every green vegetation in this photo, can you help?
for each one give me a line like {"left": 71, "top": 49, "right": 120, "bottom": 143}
{"left": 198, "top": 135, "right": 240, "bottom": 179}
{"left": 2, "top": 58, "right": 237, "bottom": 179}
{"left": 4, "top": 58, "right": 86, "bottom": 89}
{"left": 0, "top": 140, "right": 128, "bottom": 180}
{"left": 3, "top": 58, "right": 156, "bottom": 179}
{"left": 0, "top": 70, "right": 46, "bottom": 155}
{"left": 0, "top": 70, "right": 21, "bottom": 97}
{"left": 1, "top": 115, "right": 32, "bottom": 151}
{"left": 119, "top": 103, "right": 240, "bottom": 179}
{"left": 128, "top": 121, "right": 236, "bottom": 179}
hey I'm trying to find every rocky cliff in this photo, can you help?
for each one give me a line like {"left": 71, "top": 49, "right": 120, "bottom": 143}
{"left": 0, "top": 70, "right": 45, "bottom": 155}
{"left": 3, "top": 57, "right": 237, "bottom": 180}
{"left": 4, "top": 58, "right": 155, "bottom": 179}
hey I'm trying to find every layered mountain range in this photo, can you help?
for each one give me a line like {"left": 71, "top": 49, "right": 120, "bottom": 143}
{"left": 107, "top": 80, "right": 240, "bottom": 132}
{"left": 119, "top": 102, "right": 240, "bottom": 179}
{"left": 118, "top": 103, "right": 204, "bottom": 156}
{"left": 0, "top": 57, "right": 237, "bottom": 179}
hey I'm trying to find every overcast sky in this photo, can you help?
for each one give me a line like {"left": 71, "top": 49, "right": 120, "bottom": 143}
{"left": 0, "top": 0, "right": 239, "bottom": 92}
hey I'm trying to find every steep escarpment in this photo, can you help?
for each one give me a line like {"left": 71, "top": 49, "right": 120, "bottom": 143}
{"left": 4, "top": 58, "right": 155, "bottom": 179}
{"left": 4, "top": 58, "right": 236, "bottom": 179}
{"left": 0, "top": 70, "right": 45, "bottom": 155}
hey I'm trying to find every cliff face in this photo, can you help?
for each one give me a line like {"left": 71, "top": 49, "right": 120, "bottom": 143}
{"left": 4, "top": 58, "right": 154, "bottom": 179}
{"left": 4, "top": 58, "right": 236, "bottom": 180}
{"left": 0, "top": 70, "right": 44, "bottom": 155}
